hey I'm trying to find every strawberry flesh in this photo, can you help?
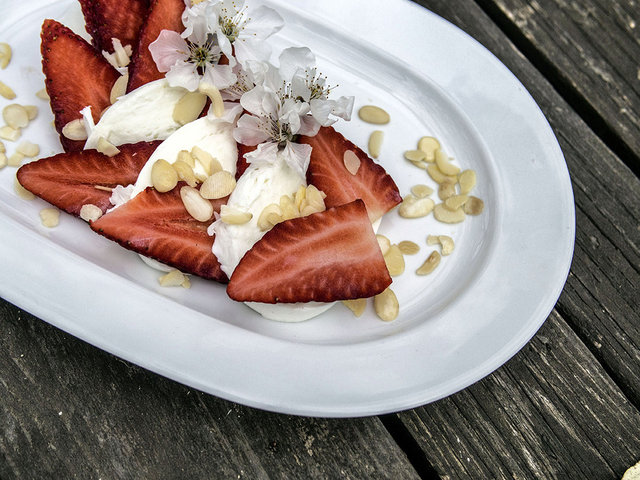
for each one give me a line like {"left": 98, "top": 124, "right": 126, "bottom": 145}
{"left": 78, "top": 0, "right": 150, "bottom": 53}
{"left": 41, "top": 19, "right": 120, "bottom": 152}
{"left": 17, "top": 141, "right": 160, "bottom": 216}
{"left": 227, "top": 199, "right": 391, "bottom": 303}
{"left": 300, "top": 126, "right": 402, "bottom": 222}
{"left": 91, "top": 183, "right": 228, "bottom": 282}
{"left": 126, "top": 0, "right": 185, "bottom": 92}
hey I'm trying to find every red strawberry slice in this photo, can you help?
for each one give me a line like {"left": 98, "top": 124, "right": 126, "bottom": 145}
{"left": 41, "top": 19, "right": 120, "bottom": 152}
{"left": 78, "top": 0, "right": 149, "bottom": 53}
{"left": 299, "top": 126, "right": 402, "bottom": 222}
{"left": 126, "top": 0, "right": 185, "bottom": 92}
{"left": 91, "top": 184, "right": 228, "bottom": 282}
{"left": 235, "top": 143, "right": 257, "bottom": 179}
{"left": 16, "top": 141, "right": 160, "bottom": 216}
{"left": 227, "top": 200, "right": 391, "bottom": 303}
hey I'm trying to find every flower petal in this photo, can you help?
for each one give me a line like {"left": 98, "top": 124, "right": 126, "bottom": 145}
{"left": 297, "top": 114, "right": 322, "bottom": 137}
{"left": 240, "top": 85, "right": 279, "bottom": 117}
{"left": 166, "top": 61, "right": 200, "bottom": 91}
{"left": 234, "top": 114, "right": 271, "bottom": 145}
{"left": 282, "top": 141, "right": 312, "bottom": 178}
{"left": 279, "top": 47, "right": 315, "bottom": 79}
{"left": 242, "top": 6, "right": 284, "bottom": 39}
{"left": 149, "top": 30, "right": 189, "bottom": 72}
{"left": 203, "top": 64, "right": 237, "bottom": 90}
{"left": 233, "top": 37, "right": 272, "bottom": 65}
{"left": 244, "top": 141, "right": 280, "bottom": 166}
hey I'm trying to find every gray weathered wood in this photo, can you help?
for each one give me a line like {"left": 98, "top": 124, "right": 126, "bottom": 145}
{"left": 478, "top": 0, "right": 640, "bottom": 173}
{"left": 0, "top": 300, "right": 419, "bottom": 480}
{"left": 399, "top": 312, "right": 640, "bottom": 479}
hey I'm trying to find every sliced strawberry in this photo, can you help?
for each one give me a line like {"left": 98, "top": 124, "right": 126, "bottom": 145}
{"left": 91, "top": 184, "right": 228, "bottom": 282}
{"left": 127, "top": 0, "right": 184, "bottom": 92}
{"left": 16, "top": 142, "right": 160, "bottom": 216}
{"left": 227, "top": 200, "right": 391, "bottom": 303}
{"left": 41, "top": 19, "right": 120, "bottom": 152}
{"left": 299, "top": 126, "right": 402, "bottom": 222}
{"left": 79, "top": 0, "right": 150, "bottom": 52}
{"left": 236, "top": 143, "right": 257, "bottom": 179}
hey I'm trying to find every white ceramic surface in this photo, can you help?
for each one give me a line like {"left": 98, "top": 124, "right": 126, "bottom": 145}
{"left": 0, "top": 0, "right": 575, "bottom": 416}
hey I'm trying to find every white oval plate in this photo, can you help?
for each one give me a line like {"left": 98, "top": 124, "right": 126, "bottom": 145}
{"left": 0, "top": 0, "right": 574, "bottom": 417}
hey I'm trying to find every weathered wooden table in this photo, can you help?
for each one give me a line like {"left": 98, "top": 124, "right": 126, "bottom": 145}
{"left": 2, "top": 0, "right": 640, "bottom": 478}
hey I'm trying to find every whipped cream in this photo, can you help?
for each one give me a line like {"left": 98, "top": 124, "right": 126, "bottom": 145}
{"left": 84, "top": 79, "right": 186, "bottom": 149}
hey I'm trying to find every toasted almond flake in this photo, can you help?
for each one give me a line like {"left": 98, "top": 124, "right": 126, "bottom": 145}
{"left": 433, "top": 203, "right": 465, "bottom": 223}
{"left": 439, "top": 235, "right": 455, "bottom": 255}
{"left": 181, "top": 276, "right": 191, "bottom": 289}
{"left": 110, "top": 74, "right": 129, "bottom": 104}
{"left": 368, "top": 130, "right": 384, "bottom": 159}
{"left": 151, "top": 159, "right": 178, "bottom": 193}
{"left": 416, "top": 251, "right": 441, "bottom": 275}
{"left": 177, "top": 149, "right": 196, "bottom": 168}
{"left": 464, "top": 196, "right": 485, "bottom": 215}
{"left": 404, "top": 150, "right": 427, "bottom": 162}
{"left": 158, "top": 269, "right": 188, "bottom": 287}
{"left": 94, "top": 185, "right": 113, "bottom": 192}
{"left": 374, "top": 288, "right": 399, "bottom": 322}
{"left": 384, "top": 244, "right": 405, "bottom": 277}
{"left": 79, "top": 204, "right": 103, "bottom": 222}
{"left": 435, "top": 149, "right": 460, "bottom": 176}
{"left": 293, "top": 185, "right": 306, "bottom": 210}
{"left": 0, "top": 125, "right": 20, "bottom": 141}
{"left": 358, "top": 105, "right": 390, "bottom": 125}
{"left": 343, "top": 149, "right": 361, "bottom": 175}
{"left": 279, "top": 194, "right": 298, "bottom": 220}
{"left": 198, "top": 82, "right": 225, "bottom": 117}
{"left": 97, "top": 137, "right": 120, "bottom": 157}
{"left": 200, "top": 170, "right": 236, "bottom": 199}
{"left": 0, "top": 42, "right": 11, "bottom": 69}
{"left": 398, "top": 194, "right": 435, "bottom": 218}
{"left": 180, "top": 185, "right": 213, "bottom": 222}
{"left": 409, "top": 159, "right": 428, "bottom": 170}
{"left": 376, "top": 234, "right": 391, "bottom": 256}
{"left": 173, "top": 91, "right": 207, "bottom": 125}
{"left": 411, "top": 184, "right": 434, "bottom": 198}
{"left": 305, "top": 184, "right": 326, "bottom": 206}
{"left": 172, "top": 161, "right": 197, "bottom": 188}
{"left": 39, "top": 208, "right": 60, "bottom": 228}
{"left": 191, "top": 146, "right": 221, "bottom": 175}
{"left": 3, "top": 104, "right": 29, "bottom": 129}
{"left": 444, "top": 194, "right": 469, "bottom": 211}
{"left": 16, "top": 141, "right": 39, "bottom": 158}
{"left": 257, "top": 203, "right": 283, "bottom": 231}
{"left": 0, "top": 140, "right": 4, "bottom": 153}
{"left": 61, "top": 119, "right": 88, "bottom": 141}
{"left": 35, "top": 88, "right": 49, "bottom": 100}
{"left": 0, "top": 80, "right": 16, "bottom": 100}
{"left": 14, "top": 177, "right": 34, "bottom": 200}
{"left": 398, "top": 240, "right": 420, "bottom": 255}
{"left": 300, "top": 203, "right": 323, "bottom": 217}
{"left": 438, "top": 182, "right": 456, "bottom": 201}
{"left": 112, "top": 38, "right": 131, "bottom": 67}
{"left": 23, "top": 105, "right": 38, "bottom": 121}
{"left": 426, "top": 235, "right": 440, "bottom": 246}
{"left": 0, "top": 152, "right": 7, "bottom": 169}
{"left": 458, "top": 169, "right": 477, "bottom": 194}
{"left": 427, "top": 164, "right": 457, "bottom": 185}
{"left": 342, "top": 298, "right": 367, "bottom": 317}
{"left": 8, "top": 151, "right": 24, "bottom": 167}
{"left": 220, "top": 205, "right": 252, "bottom": 225}
{"left": 417, "top": 136, "right": 440, "bottom": 160}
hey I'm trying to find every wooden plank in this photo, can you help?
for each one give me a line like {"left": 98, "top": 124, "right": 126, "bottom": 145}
{"left": 399, "top": 312, "right": 640, "bottom": 479}
{"left": 476, "top": 0, "right": 640, "bottom": 173}
{"left": 0, "top": 300, "right": 420, "bottom": 480}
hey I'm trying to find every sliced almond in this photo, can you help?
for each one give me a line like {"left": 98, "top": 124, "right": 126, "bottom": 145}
{"left": 458, "top": 169, "right": 477, "bottom": 194}
{"left": 444, "top": 194, "right": 469, "bottom": 211}
{"left": 3, "top": 104, "right": 29, "bottom": 129}
{"left": 16, "top": 141, "right": 39, "bottom": 158}
{"left": 177, "top": 149, "right": 196, "bottom": 168}
{"left": 416, "top": 251, "right": 441, "bottom": 275}
{"left": 411, "top": 184, "right": 434, "bottom": 198}
{"left": 97, "top": 137, "right": 120, "bottom": 157}
{"left": 14, "top": 177, "right": 34, "bottom": 200}
{"left": 173, "top": 91, "right": 207, "bottom": 125}
{"left": 304, "top": 184, "right": 326, "bottom": 211}
{"left": 426, "top": 235, "right": 440, "bottom": 246}
{"left": 220, "top": 205, "right": 252, "bottom": 225}
{"left": 172, "top": 160, "right": 198, "bottom": 187}
{"left": 191, "top": 146, "right": 222, "bottom": 175}
{"left": 257, "top": 203, "right": 283, "bottom": 231}
{"left": 343, "top": 149, "right": 361, "bottom": 175}
{"left": 35, "top": 88, "right": 49, "bottom": 100}
{"left": 158, "top": 269, "right": 188, "bottom": 287}
{"left": 438, "top": 182, "right": 456, "bottom": 201}
{"left": 79, "top": 204, "right": 103, "bottom": 222}
{"left": 0, "top": 140, "right": 5, "bottom": 153}
{"left": 376, "top": 234, "right": 391, "bottom": 256}
{"left": 0, "top": 152, "right": 7, "bottom": 169}
{"left": 427, "top": 164, "right": 457, "bottom": 185}
{"left": 198, "top": 82, "right": 225, "bottom": 118}
{"left": 368, "top": 130, "right": 384, "bottom": 159}
{"left": 151, "top": 159, "right": 178, "bottom": 193}
{"left": 8, "top": 151, "right": 24, "bottom": 167}
{"left": 0, "top": 80, "right": 16, "bottom": 100}
{"left": 39, "top": 208, "right": 60, "bottom": 228}
{"left": 464, "top": 196, "right": 485, "bottom": 215}
{"left": 0, "top": 125, "right": 20, "bottom": 142}
{"left": 417, "top": 136, "right": 440, "bottom": 161}
{"left": 23, "top": 105, "right": 38, "bottom": 121}
{"left": 404, "top": 150, "right": 427, "bottom": 162}
{"left": 279, "top": 194, "right": 298, "bottom": 220}
{"left": 0, "top": 42, "right": 11, "bottom": 69}
{"left": 112, "top": 38, "right": 131, "bottom": 67}
{"left": 110, "top": 74, "right": 129, "bottom": 104}
{"left": 180, "top": 185, "right": 213, "bottom": 222}
{"left": 200, "top": 170, "right": 236, "bottom": 199}
{"left": 342, "top": 298, "right": 367, "bottom": 317}
{"left": 358, "top": 105, "right": 390, "bottom": 125}
{"left": 383, "top": 244, "right": 405, "bottom": 277}
{"left": 62, "top": 119, "right": 88, "bottom": 141}
{"left": 374, "top": 288, "right": 399, "bottom": 322}
{"left": 398, "top": 240, "right": 420, "bottom": 255}
{"left": 433, "top": 203, "right": 465, "bottom": 224}
{"left": 434, "top": 149, "right": 460, "bottom": 175}
{"left": 398, "top": 194, "right": 435, "bottom": 218}
{"left": 439, "top": 235, "right": 455, "bottom": 256}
